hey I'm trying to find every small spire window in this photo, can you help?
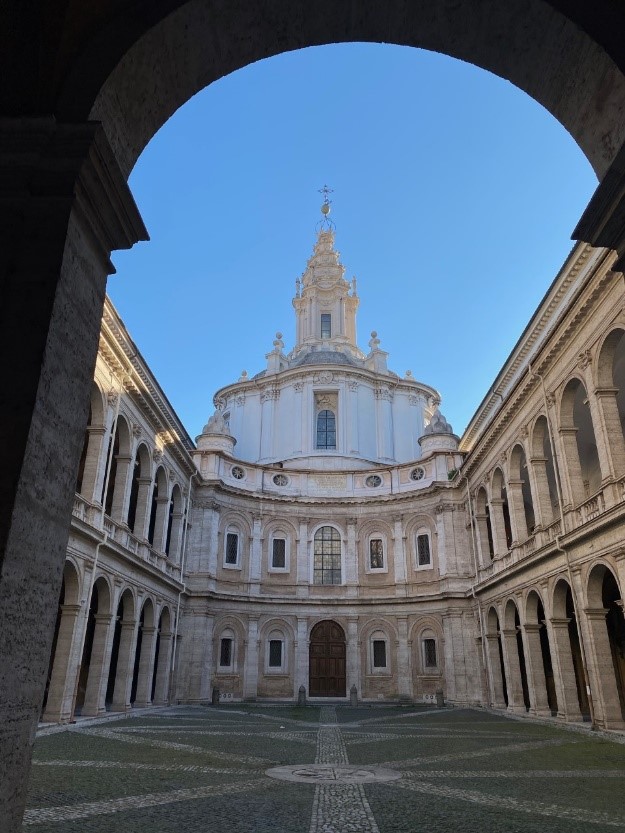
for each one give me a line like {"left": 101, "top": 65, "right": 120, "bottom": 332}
{"left": 316, "top": 410, "right": 336, "bottom": 449}
{"left": 321, "top": 313, "right": 332, "bottom": 339}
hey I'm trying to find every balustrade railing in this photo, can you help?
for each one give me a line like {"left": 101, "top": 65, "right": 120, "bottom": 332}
{"left": 72, "top": 491, "right": 179, "bottom": 580}
{"left": 521, "top": 535, "right": 536, "bottom": 558}
{"left": 577, "top": 490, "right": 605, "bottom": 525}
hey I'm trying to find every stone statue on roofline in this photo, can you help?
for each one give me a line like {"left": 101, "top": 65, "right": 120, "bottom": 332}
{"left": 423, "top": 407, "right": 453, "bottom": 436}
{"left": 202, "top": 409, "right": 231, "bottom": 436}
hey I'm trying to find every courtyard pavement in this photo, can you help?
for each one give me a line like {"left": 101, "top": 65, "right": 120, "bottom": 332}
{"left": 24, "top": 704, "right": 625, "bottom": 832}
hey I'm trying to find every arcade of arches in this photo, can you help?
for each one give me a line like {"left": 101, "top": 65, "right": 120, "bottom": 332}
{"left": 6, "top": 3, "right": 625, "bottom": 831}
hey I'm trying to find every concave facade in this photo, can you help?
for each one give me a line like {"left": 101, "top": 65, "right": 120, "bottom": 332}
{"left": 45, "top": 212, "right": 625, "bottom": 727}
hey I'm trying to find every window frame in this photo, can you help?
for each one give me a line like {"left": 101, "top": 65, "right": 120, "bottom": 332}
{"left": 367, "top": 535, "right": 387, "bottom": 573}
{"left": 421, "top": 635, "right": 439, "bottom": 674}
{"left": 415, "top": 528, "right": 433, "bottom": 571}
{"left": 223, "top": 527, "right": 241, "bottom": 570}
{"left": 316, "top": 408, "right": 337, "bottom": 450}
{"left": 218, "top": 629, "right": 235, "bottom": 673}
{"left": 265, "top": 630, "right": 287, "bottom": 674}
{"left": 369, "top": 630, "right": 391, "bottom": 675}
{"left": 269, "top": 534, "right": 289, "bottom": 573}
{"left": 312, "top": 525, "right": 343, "bottom": 586}
{"left": 320, "top": 313, "right": 332, "bottom": 339}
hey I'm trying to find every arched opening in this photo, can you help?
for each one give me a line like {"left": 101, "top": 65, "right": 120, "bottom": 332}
{"left": 106, "top": 589, "right": 136, "bottom": 713}
{"left": 309, "top": 620, "right": 346, "bottom": 697}
{"left": 131, "top": 599, "right": 157, "bottom": 708}
{"left": 560, "top": 378, "right": 602, "bottom": 504}
{"left": 313, "top": 526, "right": 342, "bottom": 585}
{"left": 509, "top": 444, "right": 535, "bottom": 540}
{"left": 503, "top": 600, "right": 530, "bottom": 712}
{"left": 9, "top": 2, "right": 625, "bottom": 823}
{"left": 524, "top": 590, "right": 557, "bottom": 716}
{"left": 127, "top": 443, "right": 151, "bottom": 537}
{"left": 485, "top": 608, "right": 507, "bottom": 708}
{"left": 165, "top": 484, "right": 183, "bottom": 561}
{"left": 148, "top": 467, "right": 169, "bottom": 552}
{"left": 530, "top": 415, "right": 559, "bottom": 528}
{"left": 76, "top": 383, "right": 106, "bottom": 501}
{"left": 490, "top": 469, "right": 512, "bottom": 556}
{"left": 587, "top": 564, "right": 625, "bottom": 723}
{"left": 552, "top": 578, "right": 589, "bottom": 719}
{"left": 603, "top": 570, "right": 625, "bottom": 720}
{"left": 316, "top": 409, "right": 336, "bottom": 450}
{"left": 474, "top": 487, "right": 494, "bottom": 565}
{"left": 596, "top": 328, "right": 625, "bottom": 478}
{"left": 75, "top": 406, "right": 92, "bottom": 496}
{"left": 153, "top": 608, "right": 173, "bottom": 705}
{"left": 75, "top": 577, "right": 113, "bottom": 717}
{"left": 104, "top": 416, "right": 132, "bottom": 521}
{"left": 41, "top": 561, "right": 81, "bottom": 723}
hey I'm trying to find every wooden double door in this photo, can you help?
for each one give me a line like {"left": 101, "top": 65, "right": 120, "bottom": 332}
{"left": 309, "top": 620, "right": 346, "bottom": 697}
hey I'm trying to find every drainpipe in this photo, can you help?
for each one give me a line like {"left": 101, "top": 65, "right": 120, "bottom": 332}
{"left": 69, "top": 368, "right": 126, "bottom": 720}
{"left": 169, "top": 471, "right": 198, "bottom": 703}
{"left": 529, "top": 363, "right": 596, "bottom": 729}
{"left": 460, "top": 472, "right": 489, "bottom": 706}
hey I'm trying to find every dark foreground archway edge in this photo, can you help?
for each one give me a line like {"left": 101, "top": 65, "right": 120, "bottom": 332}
{"left": 2, "top": 2, "right": 625, "bottom": 830}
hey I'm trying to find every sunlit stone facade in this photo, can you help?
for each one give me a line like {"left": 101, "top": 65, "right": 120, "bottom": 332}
{"left": 44, "top": 224, "right": 625, "bottom": 726}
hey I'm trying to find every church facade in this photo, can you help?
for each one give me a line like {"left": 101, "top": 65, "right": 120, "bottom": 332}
{"left": 42, "top": 215, "right": 625, "bottom": 729}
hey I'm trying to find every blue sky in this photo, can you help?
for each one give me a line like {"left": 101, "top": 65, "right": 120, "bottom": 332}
{"left": 110, "top": 43, "right": 597, "bottom": 441}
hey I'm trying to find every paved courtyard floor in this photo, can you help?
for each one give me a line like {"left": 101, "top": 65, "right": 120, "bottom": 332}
{"left": 25, "top": 704, "right": 625, "bottom": 832}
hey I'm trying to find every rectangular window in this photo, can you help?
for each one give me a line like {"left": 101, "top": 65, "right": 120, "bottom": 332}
{"left": 321, "top": 313, "right": 331, "bottom": 338}
{"left": 417, "top": 534, "right": 431, "bottom": 566}
{"left": 373, "top": 640, "right": 387, "bottom": 668}
{"left": 269, "top": 639, "right": 283, "bottom": 668}
{"left": 423, "top": 638, "right": 437, "bottom": 668}
{"left": 369, "top": 538, "right": 384, "bottom": 569}
{"left": 272, "top": 538, "right": 286, "bottom": 569}
{"left": 220, "top": 638, "right": 233, "bottom": 667}
{"left": 225, "top": 532, "right": 239, "bottom": 565}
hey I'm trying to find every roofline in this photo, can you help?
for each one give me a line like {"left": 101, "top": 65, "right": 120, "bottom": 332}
{"left": 459, "top": 241, "right": 608, "bottom": 452}
{"left": 101, "top": 296, "right": 197, "bottom": 464}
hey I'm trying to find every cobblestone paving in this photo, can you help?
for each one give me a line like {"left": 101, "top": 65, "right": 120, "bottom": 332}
{"left": 25, "top": 706, "right": 625, "bottom": 832}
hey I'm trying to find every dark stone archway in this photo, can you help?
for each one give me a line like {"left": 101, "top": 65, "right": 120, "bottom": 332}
{"left": 4, "top": 2, "right": 625, "bottom": 829}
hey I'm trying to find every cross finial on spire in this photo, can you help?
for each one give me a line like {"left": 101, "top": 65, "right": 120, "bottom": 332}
{"left": 317, "top": 185, "right": 336, "bottom": 231}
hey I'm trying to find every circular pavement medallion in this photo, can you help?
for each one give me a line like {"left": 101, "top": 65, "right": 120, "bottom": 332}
{"left": 265, "top": 764, "right": 401, "bottom": 784}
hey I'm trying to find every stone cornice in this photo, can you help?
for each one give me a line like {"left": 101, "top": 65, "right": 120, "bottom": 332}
{"left": 461, "top": 246, "right": 618, "bottom": 475}
{"left": 99, "top": 299, "right": 197, "bottom": 475}
{"left": 212, "top": 362, "right": 440, "bottom": 408}
{"left": 460, "top": 243, "right": 610, "bottom": 456}
{"left": 199, "top": 478, "right": 464, "bottom": 510}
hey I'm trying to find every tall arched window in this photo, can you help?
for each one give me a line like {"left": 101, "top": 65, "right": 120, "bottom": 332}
{"left": 316, "top": 410, "right": 336, "bottom": 449}
{"left": 313, "top": 526, "right": 342, "bottom": 585}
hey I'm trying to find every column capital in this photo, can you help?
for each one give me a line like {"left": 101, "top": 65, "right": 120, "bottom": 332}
{"left": 593, "top": 386, "right": 619, "bottom": 398}
{"left": 119, "top": 620, "right": 136, "bottom": 630}
{"left": 60, "top": 603, "right": 81, "bottom": 615}
{"left": 583, "top": 606, "right": 609, "bottom": 619}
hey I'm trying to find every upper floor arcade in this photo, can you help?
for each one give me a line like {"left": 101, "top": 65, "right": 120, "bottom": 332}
{"left": 71, "top": 298, "right": 197, "bottom": 581}
{"left": 460, "top": 239, "right": 625, "bottom": 582}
